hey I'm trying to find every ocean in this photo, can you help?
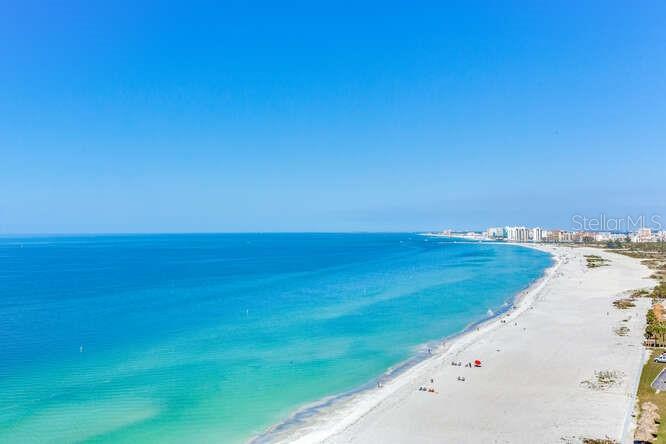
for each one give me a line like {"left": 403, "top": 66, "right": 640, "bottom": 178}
{"left": 0, "top": 233, "right": 552, "bottom": 443}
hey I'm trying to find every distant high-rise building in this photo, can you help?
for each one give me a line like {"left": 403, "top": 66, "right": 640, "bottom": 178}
{"left": 506, "top": 226, "right": 529, "bottom": 242}
{"left": 636, "top": 227, "right": 652, "bottom": 242}
{"left": 531, "top": 227, "right": 543, "bottom": 242}
{"left": 558, "top": 231, "right": 573, "bottom": 242}
{"left": 594, "top": 232, "right": 611, "bottom": 242}
{"left": 485, "top": 227, "right": 505, "bottom": 239}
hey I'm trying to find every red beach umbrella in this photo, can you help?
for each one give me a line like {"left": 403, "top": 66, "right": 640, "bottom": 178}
{"left": 474, "top": 359, "right": 482, "bottom": 366}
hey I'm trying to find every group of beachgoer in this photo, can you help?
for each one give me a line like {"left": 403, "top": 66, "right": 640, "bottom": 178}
{"left": 418, "top": 377, "right": 437, "bottom": 393}
{"left": 450, "top": 359, "right": 483, "bottom": 381}
{"left": 451, "top": 361, "right": 479, "bottom": 368}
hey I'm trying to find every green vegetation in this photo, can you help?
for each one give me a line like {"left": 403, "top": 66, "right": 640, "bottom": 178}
{"left": 636, "top": 349, "right": 666, "bottom": 444}
{"left": 611, "top": 247, "right": 665, "bottom": 299}
{"left": 645, "top": 309, "right": 666, "bottom": 346}
{"left": 654, "top": 283, "right": 666, "bottom": 299}
{"left": 605, "top": 241, "right": 666, "bottom": 253}
{"left": 605, "top": 240, "right": 626, "bottom": 249}
{"left": 598, "top": 246, "right": 666, "bottom": 443}
{"left": 645, "top": 259, "right": 663, "bottom": 269}
{"left": 585, "top": 254, "right": 610, "bottom": 268}
{"left": 631, "top": 247, "right": 666, "bottom": 442}
{"left": 613, "top": 298, "right": 636, "bottom": 309}
{"left": 622, "top": 242, "right": 666, "bottom": 254}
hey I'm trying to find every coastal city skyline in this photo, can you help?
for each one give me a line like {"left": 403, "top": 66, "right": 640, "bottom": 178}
{"left": 438, "top": 224, "right": 666, "bottom": 243}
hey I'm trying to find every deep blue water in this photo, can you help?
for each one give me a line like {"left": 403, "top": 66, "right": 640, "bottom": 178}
{"left": 0, "top": 233, "right": 551, "bottom": 443}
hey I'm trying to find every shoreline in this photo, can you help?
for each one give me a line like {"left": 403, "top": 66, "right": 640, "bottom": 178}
{"left": 252, "top": 242, "right": 561, "bottom": 444}
{"left": 257, "top": 243, "right": 656, "bottom": 443}
{"left": 320, "top": 245, "right": 654, "bottom": 443}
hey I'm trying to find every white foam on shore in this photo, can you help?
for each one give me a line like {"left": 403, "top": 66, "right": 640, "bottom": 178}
{"left": 254, "top": 243, "right": 562, "bottom": 444}
{"left": 289, "top": 245, "right": 656, "bottom": 444}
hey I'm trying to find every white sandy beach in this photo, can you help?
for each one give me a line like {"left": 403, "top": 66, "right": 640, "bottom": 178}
{"left": 275, "top": 245, "right": 656, "bottom": 444}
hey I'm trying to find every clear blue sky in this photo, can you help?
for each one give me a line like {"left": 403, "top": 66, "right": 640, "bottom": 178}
{"left": 1, "top": 1, "right": 665, "bottom": 233}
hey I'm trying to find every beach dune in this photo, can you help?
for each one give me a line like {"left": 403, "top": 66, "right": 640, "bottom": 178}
{"left": 281, "top": 246, "right": 655, "bottom": 444}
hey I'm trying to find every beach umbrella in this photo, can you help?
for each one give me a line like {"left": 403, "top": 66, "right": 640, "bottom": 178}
{"left": 474, "top": 359, "right": 482, "bottom": 366}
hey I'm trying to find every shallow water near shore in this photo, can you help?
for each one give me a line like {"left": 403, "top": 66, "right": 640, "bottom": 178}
{"left": 0, "top": 233, "right": 551, "bottom": 443}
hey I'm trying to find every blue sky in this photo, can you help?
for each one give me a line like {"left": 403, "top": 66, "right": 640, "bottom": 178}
{"left": 1, "top": 1, "right": 665, "bottom": 233}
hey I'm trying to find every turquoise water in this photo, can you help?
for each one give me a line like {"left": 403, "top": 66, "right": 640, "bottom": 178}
{"left": 0, "top": 233, "right": 551, "bottom": 443}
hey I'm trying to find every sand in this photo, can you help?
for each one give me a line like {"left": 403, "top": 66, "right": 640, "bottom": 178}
{"left": 277, "top": 245, "right": 656, "bottom": 444}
